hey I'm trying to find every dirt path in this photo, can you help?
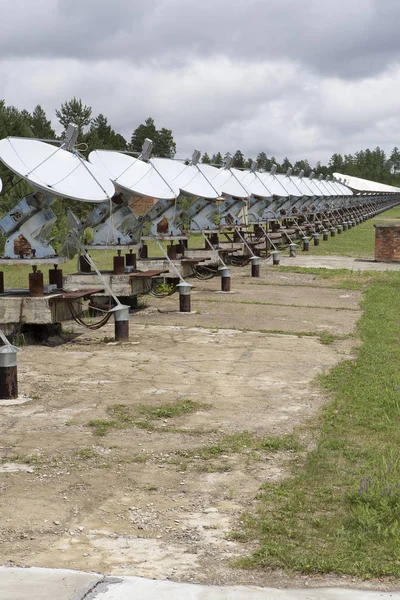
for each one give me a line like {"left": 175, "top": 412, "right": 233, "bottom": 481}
{"left": 0, "top": 270, "right": 367, "bottom": 588}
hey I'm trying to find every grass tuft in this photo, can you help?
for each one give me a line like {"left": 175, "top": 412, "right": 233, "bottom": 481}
{"left": 87, "top": 398, "right": 210, "bottom": 436}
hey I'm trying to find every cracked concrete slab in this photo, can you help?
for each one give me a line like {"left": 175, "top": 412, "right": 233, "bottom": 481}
{"left": 0, "top": 567, "right": 103, "bottom": 600}
{"left": 2, "top": 567, "right": 399, "bottom": 600}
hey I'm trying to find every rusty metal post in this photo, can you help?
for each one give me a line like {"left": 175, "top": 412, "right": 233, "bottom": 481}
{"left": 177, "top": 281, "right": 192, "bottom": 313}
{"left": 272, "top": 250, "right": 280, "bottom": 266}
{"left": 167, "top": 244, "right": 177, "bottom": 259}
{"left": 79, "top": 254, "right": 91, "bottom": 273}
{"left": 289, "top": 243, "right": 297, "bottom": 257}
{"left": 0, "top": 345, "right": 20, "bottom": 400}
{"left": 250, "top": 256, "right": 260, "bottom": 277}
{"left": 113, "top": 250, "right": 125, "bottom": 275}
{"left": 219, "top": 266, "right": 231, "bottom": 292}
{"left": 29, "top": 266, "right": 44, "bottom": 297}
{"left": 112, "top": 305, "right": 130, "bottom": 342}
{"left": 125, "top": 250, "right": 136, "bottom": 273}
{"left": 49, "top": 264, "right": 63, "bottom": 288}
{"left": 211, "top": 233, "right": 219, "bottom": 246}
{"left": 0, "top": 272, "right": 4, "bottom": 293}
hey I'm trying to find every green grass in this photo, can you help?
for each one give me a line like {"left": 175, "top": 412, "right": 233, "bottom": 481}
{"left": 176, "top": 431, "right": 303, "bottom": 461}
{"left": 238, "top": 270, "right": 400, "bottom": 577}
{"left": 305, "top": 205, "right": 400, "bottom": 258}
{"left": 87, "top": 398, "right": 210, "bottom": 436}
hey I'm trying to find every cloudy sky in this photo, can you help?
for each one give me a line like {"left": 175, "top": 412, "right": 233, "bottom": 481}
{"left": 1, "top": 0, "right": 400, "bottom": 164}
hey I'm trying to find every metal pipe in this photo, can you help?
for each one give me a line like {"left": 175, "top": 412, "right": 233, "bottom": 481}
{"left": 177, "top": 281, "right": 192, "bottom": 312}
{"left": 29, "top": 267, "right": 44, "bottom": 297}
{"left": 220, "top": 266, "right": 231, "bottom": 292}
{"left": 250, "top": 256, "right": 261, "bottom": 277}
{"left": 272, "top": 250, "right": 280, "bottom": 265}
{"left": 0, "top": 344, "right": 19, "bottom": 400}
{"left": 112, "top": 305, "right": 130, "bottom": 342}
{"left": 79, "top": 254, "right": 91, "bottom": 273}
{"left": 49, "top": 264, "right": 63, "bottom": 288}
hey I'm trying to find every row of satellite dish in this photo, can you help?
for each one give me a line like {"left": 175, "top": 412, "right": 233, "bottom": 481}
{"left": 0, "top": 123, "right": 399, "bottom": 207}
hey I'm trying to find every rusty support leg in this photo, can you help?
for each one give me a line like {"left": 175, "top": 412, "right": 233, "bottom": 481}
{"left": 49, "top": 264, "right": 63, "bottom": 288}
{"left": 177, "top": 282, "right": 192, "bottom": 313}
{"left": 113, "top": 305, "right": 130, "bottom": 342}
{"left": 0, "top": 346, "right": 19, "bottom": 400}
{"left": 79, "top": 255, "right": 91, "bottom": 273}
{"left": 29, "top": 267, "right": 44, "bottom": 297}
{"left": 220, "top": 266, "right": 231, "bottom": 292}
{"left": 272, "top": 251, "right": 280, "bottom": 266}
{"left": 113, "top": 250, "right": 125, "bottom": 274}
{"left": 250, "top": 256, "right": 260, "bottom": 277}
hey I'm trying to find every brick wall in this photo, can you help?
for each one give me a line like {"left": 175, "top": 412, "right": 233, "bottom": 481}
{"left": 375, "top": 223, "right": 400, "bottom": 262}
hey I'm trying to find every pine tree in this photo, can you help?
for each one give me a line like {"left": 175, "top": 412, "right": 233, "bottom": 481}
{"left": 31, "top": 105, "right": 56, "bottom": 139}
{"left": 56, "top": 97, "right": 92, "bottom": 139}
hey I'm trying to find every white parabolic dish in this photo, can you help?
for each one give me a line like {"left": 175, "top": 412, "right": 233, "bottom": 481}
{"left": 197, "top": 164, "right": 249, "bottom": 198}
{"left": 89, "top": 150, "right": 180, "bottom": 200}
{"left": 0, "top": 137, "right": 115, "bottom": 202}
{"left": 150, "top": 158, "right": 220, "bottom": 199}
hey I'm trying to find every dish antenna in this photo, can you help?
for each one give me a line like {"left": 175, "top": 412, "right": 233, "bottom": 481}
{"left": 0, "top": 126, "right": 115, "bottom": 259}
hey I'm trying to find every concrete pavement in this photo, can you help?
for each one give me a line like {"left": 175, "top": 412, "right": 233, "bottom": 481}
{"left": 277, "top": 255, "right": 400, "bottom": 271}
{"left": 1, "top": 568, "right": 400, "bottom": 600}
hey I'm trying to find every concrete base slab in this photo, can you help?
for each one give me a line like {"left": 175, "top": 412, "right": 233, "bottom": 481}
{"left": 0, "top": 295, "right": 83, "bottom": 335}
{"left": 133, "top": 299, "right": 361, "bottom": 335}
{"left": 0, "top": 567, "right": 103, "bottom": 600}
{"left": 97, "top": 577, "right": 400, "bottom": 600}
{"left": 1, "top": 568, "right": 400, "bottom": 600}
{"left": 277, "top": 255, "right": 400, "bottom": 271}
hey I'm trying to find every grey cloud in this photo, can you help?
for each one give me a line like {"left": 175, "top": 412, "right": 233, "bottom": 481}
{"left": 1, "top": 0, "right": 400, "bottom": 78}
